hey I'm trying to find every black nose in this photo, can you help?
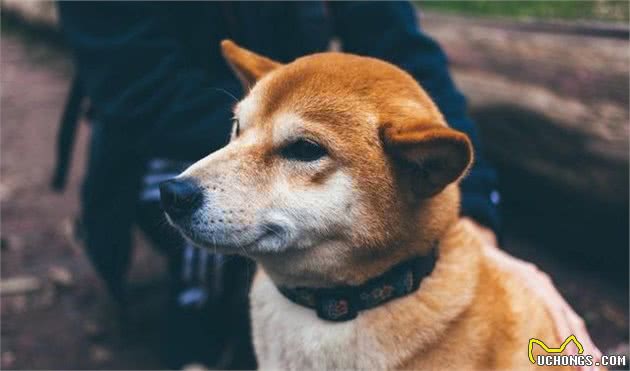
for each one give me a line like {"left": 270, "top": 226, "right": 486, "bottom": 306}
{"left": 159, "top": 178, "right": 203, "bottom": 218}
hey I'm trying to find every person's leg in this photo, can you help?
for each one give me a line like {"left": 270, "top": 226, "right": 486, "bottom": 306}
{"left": 80, "top": 121, "right": 142, "bottom": 304}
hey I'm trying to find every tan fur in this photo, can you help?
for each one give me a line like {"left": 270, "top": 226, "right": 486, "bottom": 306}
{"left": 169, "top": 40, "right": 600, "bottom": 370}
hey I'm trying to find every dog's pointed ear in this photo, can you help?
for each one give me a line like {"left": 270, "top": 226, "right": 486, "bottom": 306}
{"left": 221, "top": 39, "right": 282, "bottom": 88}
{"left": 382, "top": 122, "right": 473, "bottom": 198}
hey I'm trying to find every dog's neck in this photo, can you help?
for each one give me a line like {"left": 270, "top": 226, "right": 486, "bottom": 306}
{"left": 255, "top": 236, "right": 435, "bottom": 289}
{"left": 276, "top": 247, "right": 438, "bottom": 321}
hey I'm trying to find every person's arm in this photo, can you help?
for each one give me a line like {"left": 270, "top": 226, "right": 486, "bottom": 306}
{"left": 328, "top": 1, "right": 501, "bottom": 232}
{"left": 57, "top": 2, "right": 240, "bottom": 161}
{"left": 57, "top": 2, "right": 241, "bottom": 300}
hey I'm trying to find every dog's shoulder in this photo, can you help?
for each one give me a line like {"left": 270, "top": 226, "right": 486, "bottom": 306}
{"left": 471, "top": 224, "right": 597, "bottom": 370}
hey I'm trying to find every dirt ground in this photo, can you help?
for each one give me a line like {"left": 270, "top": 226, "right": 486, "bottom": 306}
{"left": 0, "top": 27, "right": 628, "bottom": 370}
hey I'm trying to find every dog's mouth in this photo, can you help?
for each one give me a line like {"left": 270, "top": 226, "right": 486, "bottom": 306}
{"left": 166, "top": 213, "right": 290, "bottom": 254}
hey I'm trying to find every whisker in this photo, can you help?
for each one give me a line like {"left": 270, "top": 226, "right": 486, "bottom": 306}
{"left": 207, "top": 86, "right": 239, "bottom": 103}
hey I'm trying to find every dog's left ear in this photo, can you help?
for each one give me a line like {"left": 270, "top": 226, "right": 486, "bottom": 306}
{"left": 221, "top": 39, "right": 282, "bottom": 89}
{"left": 382, "top": 123, "right": 473, "bottom": 198}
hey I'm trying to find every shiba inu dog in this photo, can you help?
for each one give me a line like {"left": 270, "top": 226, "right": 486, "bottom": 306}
{"left": 160, "top": 40, "right": 602, "bottom": 370}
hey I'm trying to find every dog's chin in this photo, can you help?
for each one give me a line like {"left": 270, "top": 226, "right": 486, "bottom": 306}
{"left": 190, "top": 233, "right": 290, "bottom": 256}
{"left": 166, "top": 215, "right": 293, "bottom": 256}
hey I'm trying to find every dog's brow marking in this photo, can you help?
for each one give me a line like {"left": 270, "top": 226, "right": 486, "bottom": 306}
{"left": 235, "top": 93, "right": 262, "bottom": 131}
{"left": 272, "top": 112, "right": 305, "bottom": 146}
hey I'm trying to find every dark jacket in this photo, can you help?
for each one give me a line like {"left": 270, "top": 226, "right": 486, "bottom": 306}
{"left": 57, "top": 1, "right": 500, "bottom": 299}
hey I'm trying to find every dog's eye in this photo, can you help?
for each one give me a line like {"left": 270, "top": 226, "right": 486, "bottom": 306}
{"left": 281, "top": 139, "right": 327, "bottom": 162}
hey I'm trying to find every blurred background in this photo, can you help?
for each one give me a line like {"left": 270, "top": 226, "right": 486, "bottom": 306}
{"left": 1, "top": 1, "right": 628, "bottom": 369}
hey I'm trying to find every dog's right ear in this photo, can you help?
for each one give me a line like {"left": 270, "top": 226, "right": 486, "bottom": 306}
{"left": 221, "top": 39, "right": 282, "bottom": 89}
{"left": 382, "top": 121, "right": 473, "bottom": 198}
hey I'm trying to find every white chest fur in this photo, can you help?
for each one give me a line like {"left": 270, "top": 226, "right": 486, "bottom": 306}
{"left": 250, "top": 271, "right": 389, "bottom": 370}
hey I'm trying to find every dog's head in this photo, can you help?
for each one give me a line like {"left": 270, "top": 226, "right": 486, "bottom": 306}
{"left": 161, "top": 40, "right": 472, "bottom": 285}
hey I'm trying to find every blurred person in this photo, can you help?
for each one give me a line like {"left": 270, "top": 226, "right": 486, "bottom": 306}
{"left": 54, "top": 1, "right": 500, "bottom": 369}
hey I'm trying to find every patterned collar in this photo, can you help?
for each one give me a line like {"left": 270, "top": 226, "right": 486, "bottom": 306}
{"left": 277, "top": 246, "right": 439, "bottom": 322}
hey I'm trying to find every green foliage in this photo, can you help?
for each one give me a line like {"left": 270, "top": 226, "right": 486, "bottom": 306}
{"left": 418, "top": 1, "right": 629, "bottom": 22}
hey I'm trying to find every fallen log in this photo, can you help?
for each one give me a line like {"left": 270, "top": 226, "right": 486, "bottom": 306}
{"left": 423, "top": 14, "right": 629, "bottom": 207}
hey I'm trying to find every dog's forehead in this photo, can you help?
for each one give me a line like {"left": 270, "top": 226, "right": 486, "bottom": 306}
{"left": 235, "top": 83, "right": 376, "bottom": 143}
{"left": 235, "top": 58, "right": 345, "bottom": 126}
{"left": 235, "top": 95, "right": 378, "bottom": 149}
{"left": 232, "top": 53, "right": 429, "bottom": 143}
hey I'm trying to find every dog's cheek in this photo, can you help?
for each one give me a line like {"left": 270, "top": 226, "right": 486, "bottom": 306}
{"left": 269, "top": 170, "right": 358, "bottom": 245}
